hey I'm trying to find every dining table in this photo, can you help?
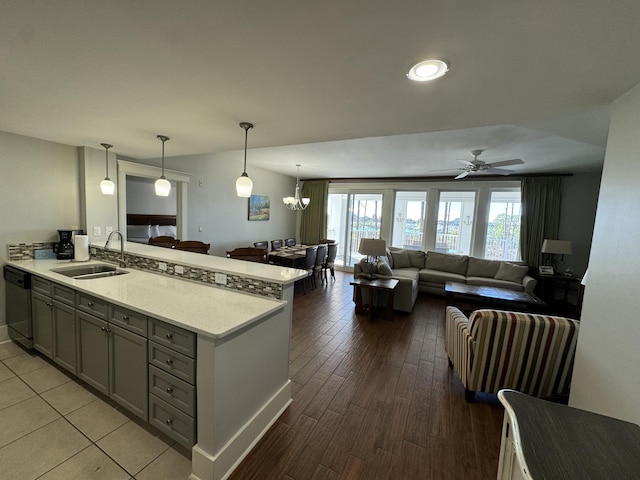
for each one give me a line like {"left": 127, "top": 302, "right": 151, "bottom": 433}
{"left": 267, "top": 245, "right": 311, "bottom": 268}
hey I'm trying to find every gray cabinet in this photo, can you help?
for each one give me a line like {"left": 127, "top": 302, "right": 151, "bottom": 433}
{"left": 31, "top": 280, "right": 77, "bottom": 374}
{"left": 77, "top": 305, "right": 148, "bottom": 420}
{"left": 32, "top": 290, "right": 53, "bottom": 358}
{"left": 148, "top": 318, "right": 197, "bottom": 447}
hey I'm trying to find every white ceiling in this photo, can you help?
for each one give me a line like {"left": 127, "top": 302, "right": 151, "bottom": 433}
{"left": 2, "top": 1, "right": 640, "bottom": 179}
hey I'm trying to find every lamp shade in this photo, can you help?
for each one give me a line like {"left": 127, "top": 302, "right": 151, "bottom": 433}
{"left": 155, "top": 177, "right": 171, "bottom": 196}
{"left": 236, "top": 174, "right": 253, "bottom": 197}
{"left": 541, "top": 239, "right": 573, "bottom": 255}
{"left": 358, "top": 238, "right": 387, "bottom": 257}
{"left": 100, "top": 178, "right": 115, "bottom": 195}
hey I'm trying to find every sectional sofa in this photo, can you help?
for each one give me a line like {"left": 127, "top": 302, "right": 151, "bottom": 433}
{"left": 353, "top": 248, "right": 537, "bottom": 312}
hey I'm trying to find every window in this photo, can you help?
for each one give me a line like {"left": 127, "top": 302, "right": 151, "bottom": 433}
{"left": 484, "top": 191, "right": 521, "bottom": 261}
{"left": 327, "top": 192, "right": 384, "bottom": 267}
{"left": 437, "top": 191, "right": 476, "bottom": 255}
{"left": 392, "top": 191, "right": 427, "bottom": 249}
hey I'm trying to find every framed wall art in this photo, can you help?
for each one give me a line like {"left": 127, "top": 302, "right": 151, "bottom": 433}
{"left": 248, "top": 194, "right": 270, "bottom": 221}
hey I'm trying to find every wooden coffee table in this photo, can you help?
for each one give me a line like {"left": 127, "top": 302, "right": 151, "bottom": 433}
{"left": 350, "top": 277, "right": 399, "bottom": 321}
{"left": 445, "top": 281, "right": 546, "bottom": 313}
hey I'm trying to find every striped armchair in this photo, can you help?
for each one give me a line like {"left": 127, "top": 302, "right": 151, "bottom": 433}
{"left": 445, "top": 307, "right": 579, "bottom": 402}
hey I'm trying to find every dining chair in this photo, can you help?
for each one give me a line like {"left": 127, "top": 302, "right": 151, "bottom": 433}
{"left": 312, "top": 243, "right": 328, "bottom": 288}
{"left": 175, "top": 240, "right": 210, "bottom": 254}
{"left": 322, "top": 242, "right": 338, "bottom": 283}
{"left": 285, "top": 238, "right": 296, "bottom": 247}
{"left": 253, "top": 241, "right": 269, "bottom": 250}
{"left": 148, "top": 236, "right": 179, "bottom": 248}
{"left": 226, "top": 247, "right": 267, "bottom": 263}
{"left": 295, "top": 246, "right": 318, "bottom": 294}
{"left": 271, "top": 239, "right": 284, "bottom": 250}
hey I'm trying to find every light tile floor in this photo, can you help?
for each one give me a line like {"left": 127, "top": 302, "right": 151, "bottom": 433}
{"left": 0, "top": 341, "right": 193, "bottom": 480}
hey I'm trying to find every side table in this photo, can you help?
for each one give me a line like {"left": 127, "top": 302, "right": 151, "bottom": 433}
{"left": 350, "top": 277, "right": 399, "bottom": 321}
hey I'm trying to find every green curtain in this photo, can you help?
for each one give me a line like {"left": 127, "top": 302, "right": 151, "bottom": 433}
{"left": 520, "top": 177, "right": 563, "bottom": 267}
{"left": 299, "top": 180, "right": 329, "bottom": 245}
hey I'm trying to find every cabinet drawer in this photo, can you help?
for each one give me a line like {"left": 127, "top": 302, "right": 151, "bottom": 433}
{"left": 52, "top": 283, "right": 75, "bottom": 306}
{"left": 110, "top": 305, "right": 148, "bottom": 337}
{"left": 32, "top": 276, "right": 51, "bottom": 295}
{"left": 149, "top": 365, "right": 196, "bottom": 416}
{"left": 149, "top": 394, "right": 196, "bottom": 448}
{"left": 76, "top": 292, "right": 108, "bottom": 319}
{"left": 148, "top": 318, "right": 195, "bottom": 358}
{"left": 149, "top": 342, "right": 196, "bottom": 385}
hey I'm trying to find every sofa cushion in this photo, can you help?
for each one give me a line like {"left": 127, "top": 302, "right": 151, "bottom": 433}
{"left": 389, "top": 249, "right": 412, "bottom": 268}
{"left": 494, "top": 262, "right": 529, "bottom": 283}
{"left": 467, "top": 257, "right": 501, "bottom": 278}
{"left": 376, "top": 260, "right": 393, "bottom": 276}
{"left": 425, "top": 251, "right": 468, "bottom": 275}
{"left": 406, "top": 249, "right": 426, "bottom": 268}
{"left": 419, "top": 269, "right": 466, "bottom": 284}
{"left": 392, "top": 267, "right": 420, "bottom": 281}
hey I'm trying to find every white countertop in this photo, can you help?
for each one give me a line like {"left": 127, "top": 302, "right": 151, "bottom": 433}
{"left": 94, "top": 240, "right": 308, "bottom": 284}
{"left": 7, "top": 259, "right": 286, "bottom": 340}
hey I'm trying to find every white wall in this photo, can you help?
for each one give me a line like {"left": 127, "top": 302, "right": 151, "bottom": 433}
{"left": 126, "top": 176, "right": 177, "bottom": 215}
{"left": 0, "top": 131, "right": 81, "bottom": 327}
{"left": 569, "top": 81, "right": 640, "bottom": 423}
{"left": 143, "top": 152, "right": 298, "bottom": 257}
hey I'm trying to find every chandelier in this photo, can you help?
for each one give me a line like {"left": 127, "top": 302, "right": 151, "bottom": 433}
{"left": 283, "top": 164, "right": 310, "bottom": 211}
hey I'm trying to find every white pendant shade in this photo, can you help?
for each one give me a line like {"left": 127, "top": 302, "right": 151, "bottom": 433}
{"left": 236, "top": 174, "right": 253, "bottom": 197}
{"left": 155, "top": 177, "right": 171, "bottom": 196}
{"left": 100, "top": 178, "right": 115, "bottom": 195}
{"left": 100, "top": 142, "right": 115, "bottom": 195}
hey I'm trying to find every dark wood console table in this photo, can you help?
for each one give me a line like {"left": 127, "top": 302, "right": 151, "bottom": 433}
{"left": 497, "top": 389, "right": 640, "bottom": 479}
{"left": 350, "top": 277, "right": 399, "bottom": 321}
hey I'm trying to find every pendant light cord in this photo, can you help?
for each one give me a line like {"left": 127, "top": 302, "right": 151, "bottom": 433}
{"left": 157, "top": 135, "right": 169, "bottom": 178}
{"left": 239, "top": 122, "right": 253, "bottom": 176}
{"left": 101, "top": 143, "right": 112, "bottom": 178}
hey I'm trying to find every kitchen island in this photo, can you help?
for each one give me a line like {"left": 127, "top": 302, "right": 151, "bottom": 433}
{"left": 7, "top": 245, "right": 307, "bottom": 480}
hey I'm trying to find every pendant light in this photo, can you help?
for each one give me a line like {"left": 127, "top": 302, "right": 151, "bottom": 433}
{"left": 283, "top": 164, "right": 310, "bottom": 210}
{"left": 236, "top": 122, "right": 254, "bottom": 197}
{"left": 155, "top": 135, "right": 171, "bottom": 196}
{"left": 99, "top": 143, "right": 115, "bottom": 195}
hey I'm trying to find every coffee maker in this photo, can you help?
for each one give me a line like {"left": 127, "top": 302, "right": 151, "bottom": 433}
{"left": 53, "top": 230, "right": 75, "bottom": 260}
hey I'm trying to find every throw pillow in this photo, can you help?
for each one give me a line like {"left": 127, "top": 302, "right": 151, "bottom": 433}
{"left": 376, "top": 260, "right": 393, "bottom": 276}
{"left": 127, "top": 224, "right": 150, "bottom": 239}
{"left": 359, "top": 257, "right": 376, "bottom": 275}
{"left": 494, "top": 262, "right": 529, "bottom": 283}
{"left": 390, "top": 249, "right": 412, "bottom": 268}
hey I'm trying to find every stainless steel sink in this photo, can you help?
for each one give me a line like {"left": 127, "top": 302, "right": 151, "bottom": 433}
{"left": 52, "top": 264, "right": 129, "bottom": 279}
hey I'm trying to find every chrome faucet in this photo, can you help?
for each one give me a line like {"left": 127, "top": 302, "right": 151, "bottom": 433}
{"left": 105, "top": 230, "right": 127, "bottom": 267}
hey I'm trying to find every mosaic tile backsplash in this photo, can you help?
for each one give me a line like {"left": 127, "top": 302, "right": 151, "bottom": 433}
{"left": 8, "top": 242, "right": 283, "bottom": 300}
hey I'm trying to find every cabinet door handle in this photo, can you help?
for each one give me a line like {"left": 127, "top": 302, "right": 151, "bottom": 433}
{"left": 165, "top": 418, "right": 173, "bottom": 425}
{"left": 46, "top": 302, "right": 53, "bottom": 307}
{"left": 166, "top": 386, "right": 174, "bottom": 393}
{"left": 87, "top": 301, "right": 93, "bottom": 307}
{"left": 101, "top": 326, "right": 107, "bottom": 332}
{"left": 122, "top": 315, "right": 129, "bottom": 322}
{"left": 165, "top": 358, "right": 173, "bottom": 366}
{"left": 165, "top": 333, "right": 174, "bottom": 339}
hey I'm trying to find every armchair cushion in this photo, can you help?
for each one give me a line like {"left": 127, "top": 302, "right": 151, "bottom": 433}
{"left": 445, "top": 307, "right": 579, "bottom": 401}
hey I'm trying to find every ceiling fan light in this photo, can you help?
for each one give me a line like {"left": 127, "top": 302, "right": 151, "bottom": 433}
{"left": 236, "top": 173, "right": 253, "bottom": 197}
{"left": 155, "top": 177, "right": 171, "bottom": 196}
{"left": 407, "top": 59, "right": 449, "bottom": 82}
{"left": 100, "top": 178, "right": 115, "bottom": 195}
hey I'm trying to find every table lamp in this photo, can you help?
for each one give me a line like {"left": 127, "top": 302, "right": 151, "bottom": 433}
{"left": 358, "top": 238, "right": 387, "bottom": 279}
{"left": 541, "top": 239, "right": 573, "bottom": 273}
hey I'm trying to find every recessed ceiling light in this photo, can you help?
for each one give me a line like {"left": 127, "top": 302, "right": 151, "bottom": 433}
{"left": 407, "top": 59, "right": 449, "bottom": 82}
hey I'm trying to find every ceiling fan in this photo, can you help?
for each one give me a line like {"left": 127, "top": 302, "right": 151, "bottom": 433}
{"left": 440, "top": 149, "right": 524, "bottom": 179}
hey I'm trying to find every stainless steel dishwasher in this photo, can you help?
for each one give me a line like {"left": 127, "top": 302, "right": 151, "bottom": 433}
{"left": 4, "top": 265, "right": 32, "bottom": 349}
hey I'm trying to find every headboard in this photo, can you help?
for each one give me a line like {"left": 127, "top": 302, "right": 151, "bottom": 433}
{"left": 126, "top": 214, "right": 177, "bottom": 226}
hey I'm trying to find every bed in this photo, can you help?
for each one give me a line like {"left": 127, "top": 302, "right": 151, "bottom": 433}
{"left": 126, "top": 214, "right": 178, "bottom": 244}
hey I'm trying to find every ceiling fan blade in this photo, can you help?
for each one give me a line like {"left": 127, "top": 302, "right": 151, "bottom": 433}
{"left": 488, "top": 158, "right": 523, "bottom": 168}
{"left": 484, "top": 167, "right": 514, "bottom": 175}
{"left": 455, "top": 171, "right": 471, "bottom": 179}
{"left": 457, "top": 159, "right": 476, "bottom": 167}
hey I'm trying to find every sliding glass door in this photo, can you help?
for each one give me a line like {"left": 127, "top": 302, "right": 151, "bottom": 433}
{"left": 327, "top": 193, "right": 384, "bottom": 267}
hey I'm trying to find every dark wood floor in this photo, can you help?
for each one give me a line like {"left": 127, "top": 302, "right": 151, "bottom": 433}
{"left": 230, "top": 271, "right": 505, "bottom": 480}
